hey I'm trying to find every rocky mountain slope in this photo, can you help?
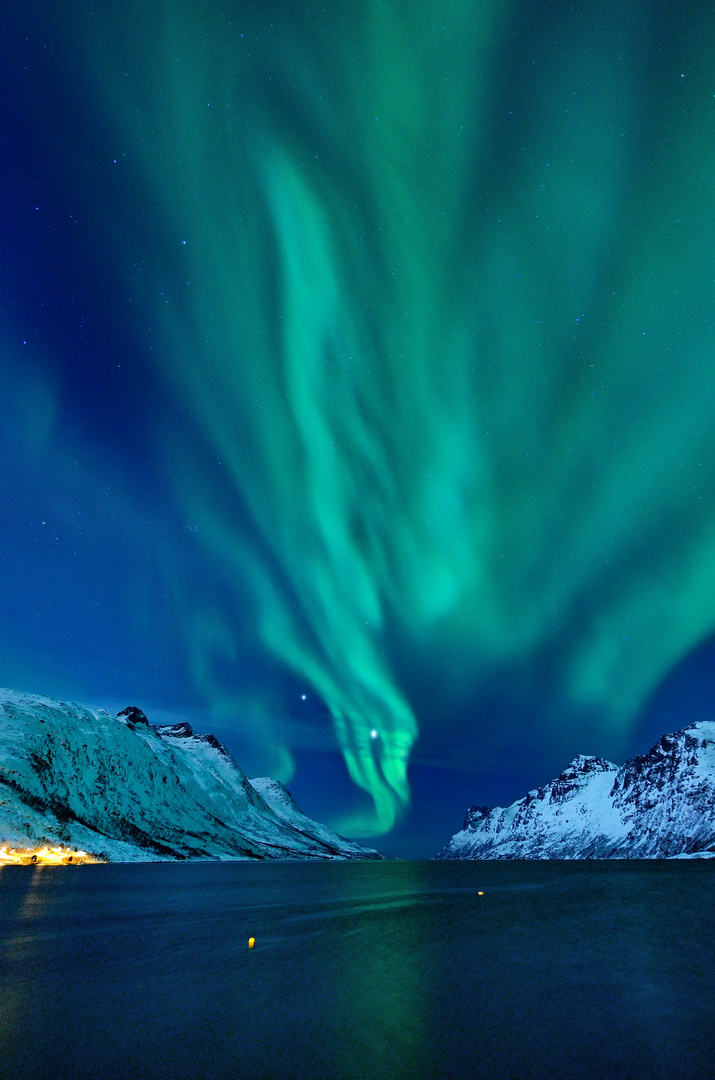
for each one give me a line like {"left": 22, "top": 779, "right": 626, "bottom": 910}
{"left": 0, "top": 689, "right": 380, "bottom": 861}
{"left": 438, "top": 722, "right": 715, "bottom": 859}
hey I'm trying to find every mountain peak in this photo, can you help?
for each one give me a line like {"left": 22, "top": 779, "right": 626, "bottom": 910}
{"left": 117, "top": 706, "right": 149, "bottom": 726}
{"left": 563, "top": 754, "right": 617, "bottom": 775}
{"left": 153, "top": 721, "right": 194, "bottom": 738}
{"left": 438, "top": 722, "right": 715, "bottom": 860}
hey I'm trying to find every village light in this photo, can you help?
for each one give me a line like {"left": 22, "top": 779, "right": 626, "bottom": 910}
{"left": 0, "top": 846, "right": 102, "bottom": 866}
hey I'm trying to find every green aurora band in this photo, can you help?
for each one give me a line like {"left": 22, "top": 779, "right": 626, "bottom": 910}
{"left": 58, "top": 1, "right": 715, "bottom": 834}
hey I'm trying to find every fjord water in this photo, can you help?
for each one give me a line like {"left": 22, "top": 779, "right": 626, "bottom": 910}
{"left": 0, "top": 862, "right": 712, "bottom": 1080}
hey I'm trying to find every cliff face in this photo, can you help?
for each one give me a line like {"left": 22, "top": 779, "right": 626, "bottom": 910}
{"left": 438, "top": 722, "right": 715, "bottom": 860}
{"left": 0, "top": 689, "right": 380, "bottom": 862}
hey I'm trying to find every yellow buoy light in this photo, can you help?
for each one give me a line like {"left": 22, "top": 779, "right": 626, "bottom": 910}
{"left": 477, "top": 891, "right": 484, "bottom": 896}
{"left": 248, "top": 937, "right": 255, "bottom": 949}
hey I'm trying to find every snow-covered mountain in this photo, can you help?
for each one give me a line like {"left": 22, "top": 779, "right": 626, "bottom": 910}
{"left": 0, "top": 689, "right": 381, "bottom": 861}
{"left": 437, "top": 722, "right": 715, "bottom": 859}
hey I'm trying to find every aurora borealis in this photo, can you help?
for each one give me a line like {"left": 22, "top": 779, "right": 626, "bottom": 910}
{"left": 3, "top": 1, "right": 715, "bottom": 853}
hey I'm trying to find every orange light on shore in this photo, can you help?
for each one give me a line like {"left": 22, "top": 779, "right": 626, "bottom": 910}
{"left": 248, "top": 937, "right": 255, "bottom": 949}
{"left": 0, "top": 845, "right": 102, "bottom": 866}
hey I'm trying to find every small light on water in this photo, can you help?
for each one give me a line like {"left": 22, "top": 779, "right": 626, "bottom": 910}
{"left": 478, "top": 891, "right": 484, "bottom": 896}
{"left": 248, "top": 937, "right": 255, "bottom": 949}
{"left": 370, "top": 729, "right": 379, "bottom": 739}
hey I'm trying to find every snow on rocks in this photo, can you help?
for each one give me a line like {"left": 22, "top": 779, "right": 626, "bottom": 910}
{"left": 0, "top": 688, "right": 381, "bottom": 863}
{"left": 437, "top": 723, "right": 715, "bottom": 860}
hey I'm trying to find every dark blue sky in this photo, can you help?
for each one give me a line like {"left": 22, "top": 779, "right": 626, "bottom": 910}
{"left": 2, "top": 1, "right": 715, "bottom": 856}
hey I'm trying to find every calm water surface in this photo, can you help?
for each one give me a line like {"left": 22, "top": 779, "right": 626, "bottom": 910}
{"left": 0, "top": 860, "right": 712, "bottom": 1079}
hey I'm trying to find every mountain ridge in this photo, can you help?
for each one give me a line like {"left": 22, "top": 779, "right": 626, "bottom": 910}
{"left": 438, "top": 721, "right": 715, "bottom": 860}
{"left": 0, "top": 688, "right": 381, "bottom": 862}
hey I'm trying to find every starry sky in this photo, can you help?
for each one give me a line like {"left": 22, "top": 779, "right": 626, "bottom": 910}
{"left": 2, "top": 1, "right": 715, "bottom": 857}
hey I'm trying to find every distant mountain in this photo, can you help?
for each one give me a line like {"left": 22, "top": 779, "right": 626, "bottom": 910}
{"left": 0, "top": 689, "right": 380, "bottom": 861}
{"left": 437, "top": 722, "right": 715, "bottom": 860}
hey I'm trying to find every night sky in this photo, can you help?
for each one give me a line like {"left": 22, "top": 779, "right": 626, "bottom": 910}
{"left": 2, "top": 1, "right": 715, "bottom": 857}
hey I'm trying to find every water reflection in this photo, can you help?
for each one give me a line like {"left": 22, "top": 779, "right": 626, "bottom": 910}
{"left": 0, "top": 862, "right": 711, "bottom": 1079}
{"left": 0, "top": 865, "right": 55, "bottom": 1054}
{"left": 324, "top": 862, "right": 435, "bottom": 1077}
